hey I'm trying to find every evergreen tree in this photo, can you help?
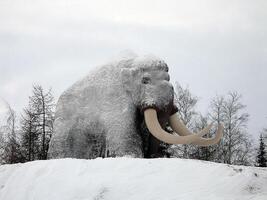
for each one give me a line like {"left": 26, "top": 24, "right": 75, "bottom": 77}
{"left": 29, "top": 85, "right": 55, "bottom": 159}
{"left": 20, "top": 108, "right": 40, "bottom": 161}
{"left": 20, "top": 84, "right": 55, "bottom": 161}
{"left": 256, "top": 134, "right": 267, "bottom": 167}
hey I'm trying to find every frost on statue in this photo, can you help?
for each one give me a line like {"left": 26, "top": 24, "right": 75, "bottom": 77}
{"left": 48, "top": 54, "right": 223, "bottom": 159}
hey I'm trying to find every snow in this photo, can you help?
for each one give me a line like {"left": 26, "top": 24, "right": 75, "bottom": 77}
{"left": 0, "top": 158, "right": 266, "bottom": 200}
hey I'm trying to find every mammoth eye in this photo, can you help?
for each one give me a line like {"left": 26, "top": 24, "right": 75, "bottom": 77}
{"left": 142, "top": 77, "right": 151, "bottom": 84}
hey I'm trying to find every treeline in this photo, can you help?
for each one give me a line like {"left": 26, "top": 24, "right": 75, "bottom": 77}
{"left": 0, "top": 85, "right": 55, "bottom": 164}
{"left": 165, "top": 83, "right": 267, "bottom": 167}
{"left": 0, "top": 83, "right": 266, "bottom": 167}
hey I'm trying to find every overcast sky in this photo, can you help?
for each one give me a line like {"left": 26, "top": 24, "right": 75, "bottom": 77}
{"left": 0, "top": 0, "right": 267, "bottom": 138}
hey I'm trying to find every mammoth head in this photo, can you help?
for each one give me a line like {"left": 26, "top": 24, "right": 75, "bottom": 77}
{"left": 121, "top": 58, "right": 174, "bottom": 113}
{"left": 121, "top": 55, "right": 223, "bottom": 146}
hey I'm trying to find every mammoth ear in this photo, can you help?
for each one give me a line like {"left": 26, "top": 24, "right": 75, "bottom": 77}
{"left": 121, "top": 68, "right": 139, "bottom": 91}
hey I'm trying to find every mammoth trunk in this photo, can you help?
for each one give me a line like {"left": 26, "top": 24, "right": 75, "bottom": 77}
{"left": 138, "top": 110, "right": 170, "bottom": 158}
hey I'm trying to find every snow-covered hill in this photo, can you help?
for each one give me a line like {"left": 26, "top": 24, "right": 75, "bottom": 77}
{"left": 0, "top": 158, "right": 266, "bottom": 200}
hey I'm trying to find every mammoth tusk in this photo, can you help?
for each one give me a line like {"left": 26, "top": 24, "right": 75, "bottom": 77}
{"left": 192, "top": 123, "right": 224, "bottom": 146}
{"left": 169, "top": 113, "right": 224, "bottom": 146}
{"left": 144, "top": 108, "right": 209, "bottom": 144}
{"left": 169, "top": 114, "right": 213, "bottom": 136}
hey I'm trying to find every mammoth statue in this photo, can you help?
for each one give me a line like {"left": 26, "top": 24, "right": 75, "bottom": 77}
{"left": 48, "top": 54, "right": 223, "bottom": 159}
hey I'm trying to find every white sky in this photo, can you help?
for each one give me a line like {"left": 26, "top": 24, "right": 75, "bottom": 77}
{"left": 0, "top": 0, "right": 267, "bottom": 138}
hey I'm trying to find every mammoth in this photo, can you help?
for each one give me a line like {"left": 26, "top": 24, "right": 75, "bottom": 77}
{"left": 48, "top": 54, "right": 223, "bottom": 159}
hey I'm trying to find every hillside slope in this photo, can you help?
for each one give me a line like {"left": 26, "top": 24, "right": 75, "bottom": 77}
{"left": 0, "top": 158, "right": 266, "bottom": 200}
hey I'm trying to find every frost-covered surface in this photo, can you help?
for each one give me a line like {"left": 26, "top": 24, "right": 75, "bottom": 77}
{"left": 48, "top": 54, "right": 176, "bottom": 159}
{"left": 0, "top": 158, "right": 266, "bottom": 200}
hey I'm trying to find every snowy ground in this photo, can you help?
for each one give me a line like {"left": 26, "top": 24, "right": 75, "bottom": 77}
{"left": 0, "top": 158, "right": 266, "bottom": 200}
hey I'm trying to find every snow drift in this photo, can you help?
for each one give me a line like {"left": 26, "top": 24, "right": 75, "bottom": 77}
{"left": 0, "top": 158, "right": 266, "bottom": 200}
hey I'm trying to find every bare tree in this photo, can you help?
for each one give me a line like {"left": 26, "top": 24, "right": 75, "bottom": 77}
{"left": 209, "top": 92, "right": 253, "bottom": 165}
{"left": 168, "top": 82, "right": 198, "bottom": 158}
{"left": 0, "top": 103, "right": 22, "bottom": 164}
{"left": 208, "top": 95, "right": 226, "bottom": 162}
{"left": 190, "top": 114, "right": 217, "bottom": 161}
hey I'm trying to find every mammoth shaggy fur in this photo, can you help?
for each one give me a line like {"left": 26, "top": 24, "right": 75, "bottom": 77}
{"left": 48, "top": 55, "right": 185, "bottom": 159}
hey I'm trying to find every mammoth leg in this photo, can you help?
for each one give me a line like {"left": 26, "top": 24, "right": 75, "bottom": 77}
{"left": 69, "top": 118, "right": 106, "bottom": 159}
{"left": 104, "top": 113, "right": 143, "bottom": 158}
{"left": 49, "top": 116, "right": 107, "bottom": 159}
{"left": 105, "top": 127, "right": 143, "bottom": 158}
{"left": 48, "top": 118, "right": 74, "bottom": 159}
{"left": 147, "top": 135, "right": 161, "bottom": 158}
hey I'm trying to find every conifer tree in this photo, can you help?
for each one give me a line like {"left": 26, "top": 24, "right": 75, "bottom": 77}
{"left": 20, "top": 108, "right": 40, "bottom": 161}
{"left": 256, "top": 134, "right": 267, "bottom": 167}
{"left": 20, "top": 84, "right": 55, "bottom": 161}
{"left": 29, "top": 85, "right": 55, "bottom": 159}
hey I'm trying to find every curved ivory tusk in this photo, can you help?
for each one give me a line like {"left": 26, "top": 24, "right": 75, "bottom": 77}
{"left": 169, "top": 114, "right": 213, "bottom": 136}
{"left": 144, "top": 108, "right": 209, "bottom": 144}
{"left": 191, "top": 124, "right": 224, "bottom": 146}
{"left": 169, "top": 113, "right": 224, "bottom": 146}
